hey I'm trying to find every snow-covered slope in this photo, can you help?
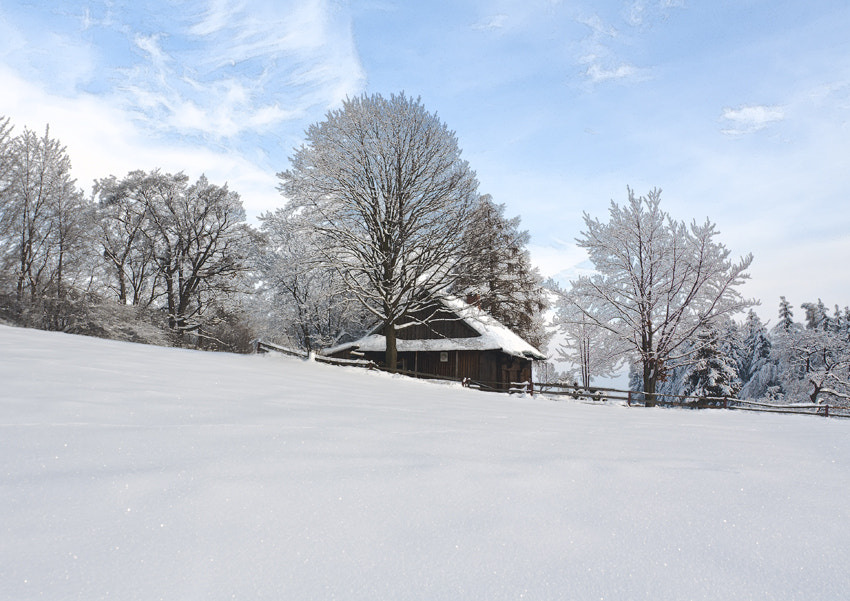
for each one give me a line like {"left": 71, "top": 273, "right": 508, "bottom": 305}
{"left": 2, "top": 324, "right": 849, "bottom": 600}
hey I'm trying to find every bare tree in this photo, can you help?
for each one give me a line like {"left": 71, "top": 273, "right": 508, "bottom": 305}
{"left": 0, "top": 116, "right": 14, "bottom": 203}
{"left": 553, "top": 287, "right": 625, "bottom": 387}
{"left": 0, "top": 126, "right": 87, "bottom": 304}
{"left": 279, "top": 93, "right": 479, "bottom": 370}
{"left": 97, "top": 170, "right": 255, "bottom": 337}
{"left": 564, "top": 188, "right": 755, "bottom": 406}
{"left": 257, "top": 206, "right": 371, "bottom": 351}
{"left": 94, "top": 173, "right": 161, "bottom": 306}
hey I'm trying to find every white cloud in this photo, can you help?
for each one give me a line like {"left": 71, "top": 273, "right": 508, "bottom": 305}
{"left": 577, "top": 14, "right": 618, "bottom": 38}
{"left": 0, "top": 64, "right": 282, "bottom": 217}
{"left": 110, "top": 1, "right": 365, "bottom": 140}
{"left": 472, "top": 14, "right": 509, "bottom": 31}
{"left": 720, "top": 105, "right": 785, "bottom": 135}
{"left": 584, "top": 62, "right": 638, "bottom": 83}
{"left": 133, "top": 33, "right": 171, "bottom": 67}
{"left": 528, "top": 241, "right": 594, "bottom": 285}
{"left": 575, "top": 13, "right": 646, "bottom": 85}
{"left": 626, "top": 0, "right": 685, "bottom": 27}
{"left": 188, "top": 0, "right": 245, "bottom": 37}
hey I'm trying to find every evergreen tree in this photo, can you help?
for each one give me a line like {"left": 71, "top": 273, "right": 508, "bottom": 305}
{"left": 842, "top": 307, "right": 850, "bottom": 338}
{"left": 778, "top": 296, "right": 794, "bottom": 331}
{"left": 738, "top": 310, "right": 771, "bottom": 385}
{"left": 454, "top": 194, "right": 549, "bottom": 349}
{"left": 801, "top": 299, "right": 829, "bottom": 331}
{"left": 682, "top": 327, "right": 741, "bottom": 402}
{"left": 627, "top": 361, "right": 645, "bottom": 402}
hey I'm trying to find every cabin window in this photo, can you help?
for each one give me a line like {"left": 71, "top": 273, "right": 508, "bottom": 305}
{"left": 440, "top": 351, "right": 448, "bottom": 363}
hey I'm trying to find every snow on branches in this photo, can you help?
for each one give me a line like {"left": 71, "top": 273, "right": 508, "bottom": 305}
{"left": 559, "top": 187, "right": 755, "bottom": 404}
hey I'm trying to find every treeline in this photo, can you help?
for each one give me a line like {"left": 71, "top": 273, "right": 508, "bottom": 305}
{"left": 0, "top": 106, "right": 550, "bottom": 355}
{"left": 0, "top": 116, "right": 258, "bottom": 350}
{"left": 6, "top": 100, "right": 842, "bottom": 407}
{"left": 643, "top": 298, "right": 850, "bottom": 405}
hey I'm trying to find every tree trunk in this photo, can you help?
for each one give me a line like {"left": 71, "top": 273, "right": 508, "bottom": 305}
{"left": 643, "top": 359, "right": 657, "bottom": 407}
{"left": 385, "top": 321, "right": 398, "bottom": 373}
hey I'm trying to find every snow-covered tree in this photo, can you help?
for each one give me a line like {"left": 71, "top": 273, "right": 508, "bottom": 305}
{"left": 801, "top": 299, "right": 830, "bottom": 331}
{"left": 747, "top": 298, "right": 850, "bottom": 405}
{"left": 682, "top": 327, "right": 741, "bottom": 402}
{"left": 453, "top": 194, "right": 548, "bottom": 349}
{"left": 279, "top": 93, "right": 479, "bottom": 371}
{"left": 737, "top": 310, "right": 771, "bottom": 386}
{"left": 778, "top": 296, "right": 794, "bottom": 331}
{"left": 94, "top": 173, "right": 161, "bottom": 307}
{"left": 0, "top": 116, "right": 14, "bottom": 204}
{"left": 552, "top": 283, "right": 625, "bottom": 387}
{"left": 256, "top": 207, "right": 371, "bottom": 351}
{"left": 0, "top": 125, "right": 89, "bottom": 305}
{"left": 96, "top": 170, "right": 255, "bottom": 337}
{"left": 564, "top": 188, "right": 755, "bottom": 406}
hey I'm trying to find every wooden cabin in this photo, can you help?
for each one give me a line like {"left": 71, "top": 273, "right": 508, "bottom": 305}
{"left": 322, "top": 296, "right": 546, "bottom": 391}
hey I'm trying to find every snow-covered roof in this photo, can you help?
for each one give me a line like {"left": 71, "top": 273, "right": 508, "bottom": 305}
{"left": 323, "top": 296, "right": 546, "bottom": 360}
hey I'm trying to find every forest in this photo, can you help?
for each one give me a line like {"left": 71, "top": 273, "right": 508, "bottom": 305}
{"left": 1, "top": 95, "right": 847, "bottom": 406}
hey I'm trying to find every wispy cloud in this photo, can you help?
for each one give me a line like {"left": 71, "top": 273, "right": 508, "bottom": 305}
{"left": 720, "top": 105, "right": 786, "bottom": 135}
{"left": 115, "top": 0, "right": 365, "bottom": 140}
{"left": 472, "top": 14, "right": 509, "bottom": 32}
{"left": 0, "top": 0, "right": 368, "bottom": 215}
{"left": 577, "top": 14, "right": 618, "bottom": 38}
{"left": 583, "top": 61, "right": 639, "bottom": 83}
{"left": 0, "top": 61, "right": 282, "bottom": 214}
{"left": 574, "top": 2, "right": 684, "bottom": 86}
{"left": 625, "top": 0, "right": 684, "bottom": 27}
{"left": 575, "top": 13, "right": 642, "bottom": 85}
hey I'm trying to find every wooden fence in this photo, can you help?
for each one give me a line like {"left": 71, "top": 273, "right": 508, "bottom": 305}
{"left": 254, "top": 340, "right": 849, "bottom": 418}
{"left": 533, "top": 381, "right": 850, "bottom": 418}
{"left": 254, "top": 340, "right": 377, "bottom": 368}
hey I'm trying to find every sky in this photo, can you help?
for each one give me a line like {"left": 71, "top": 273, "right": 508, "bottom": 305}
{"left": 1, "top": 0, "right": 849, "bottom": 324}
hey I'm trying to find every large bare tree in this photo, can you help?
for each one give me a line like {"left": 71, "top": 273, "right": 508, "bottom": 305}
{"left": 563, "top": 188, "right": 755, "bottom": 405}
{"left": 279, "top": 93, "right": 479, "bottom": 370}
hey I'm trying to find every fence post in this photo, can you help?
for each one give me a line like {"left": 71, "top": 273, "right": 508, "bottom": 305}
{"left": 825, "top": 405, "right": 829, "bottom": 418}
{"left": 627, "top": 391, "right": 632, "bottom": 407}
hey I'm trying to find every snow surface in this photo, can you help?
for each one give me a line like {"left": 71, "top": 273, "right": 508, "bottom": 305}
{"left": 2, "top": 324, "right": 849, "bottom": 600}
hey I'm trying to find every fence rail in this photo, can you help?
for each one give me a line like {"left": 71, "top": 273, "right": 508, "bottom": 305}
{"left": 254, "top": 340, "right": 848, "bottom": 419}
{"left": 255, "top": 340, "right": 378, "bottom": 368}
{"left": 533, "top": 381, "right": 850, "bottom": 418}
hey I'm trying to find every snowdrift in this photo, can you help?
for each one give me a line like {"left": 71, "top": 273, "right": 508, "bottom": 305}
{"left": 2, "top": 324, "right": 849, "bottom": 600}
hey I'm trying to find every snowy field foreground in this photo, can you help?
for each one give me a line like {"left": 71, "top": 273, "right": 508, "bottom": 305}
{"left": 2, "top": 325, "right": 849, "bottom": 601}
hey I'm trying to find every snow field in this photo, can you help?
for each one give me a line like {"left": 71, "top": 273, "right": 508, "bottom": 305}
{"left": 1, "top": 324, "right": 849, "bottom": 600}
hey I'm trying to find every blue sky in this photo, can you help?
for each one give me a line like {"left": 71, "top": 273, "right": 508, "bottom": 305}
{"left": 2, "top": 0, "right": 849, "bottom": 323}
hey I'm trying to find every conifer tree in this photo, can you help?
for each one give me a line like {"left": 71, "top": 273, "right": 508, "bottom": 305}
{"left": 454, "top": 194, "right": 548, "bottom": 349}
{"left": 778, "top": 296, "right": 795, "bottom": 331}
{"left": 738, "top": 310, "right": 771, "bottom": 385}
{"left": 682, "top": 327, "right": 741, "bottom": 402}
